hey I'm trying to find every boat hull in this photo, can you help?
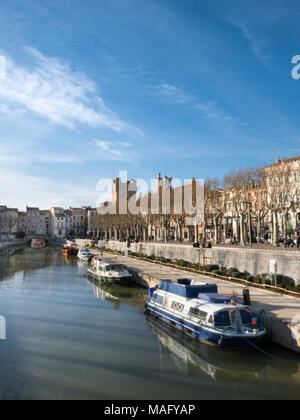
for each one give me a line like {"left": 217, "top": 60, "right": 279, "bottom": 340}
{"left": 62, "top": 248, "right": 78, "bottom": 256}
{"left": 78, "top": 256, "right": 92, "bottom": 263}
{"left": 145, "top": 302, "right": 266, "bottom": 349}
{"left": 87, "top": 270, "right": 132, "bottom": 286}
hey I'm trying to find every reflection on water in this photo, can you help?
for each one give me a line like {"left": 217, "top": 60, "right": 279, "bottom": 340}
{"left": 89, "top": 277, "right": 147, "bottom": 310}
{"left": 146, "top": 316, "right": 300, "bottom": 392}
{"left": 0, "top": 247, "right": 299, "bottom": 400}
{"left": 0, "top": 247, "right": 65, "bottom": 282}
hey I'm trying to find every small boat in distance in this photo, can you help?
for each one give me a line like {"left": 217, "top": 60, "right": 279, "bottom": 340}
{"left": 145, "top": 279, "right": 267, "bottom": 349}
{"left": 30, "top": 238, "right": 47, "bottom": 249}
{"left": 77, "top": 247, "right": 93, "bottom": 263}
{"left": 87, "top": 257, "right": 133, "bottom": 285}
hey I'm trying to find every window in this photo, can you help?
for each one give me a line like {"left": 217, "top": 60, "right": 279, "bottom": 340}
{"left": 240, "top": 310, "right": 252, "bottom": 325}
{"left": 214, "top": 311, "right": 231, "bottom": 328}
{"left": 153, "top": 295, "right": 163, "bottom": 305}
{"left": 171, "top": 301, "right": 185, "bottom": 312}
{"left": 106, "top": 264, "right": 126, "bottom": 272}
{"left": 189, "top": 307, "right": 208, "bottom": 321}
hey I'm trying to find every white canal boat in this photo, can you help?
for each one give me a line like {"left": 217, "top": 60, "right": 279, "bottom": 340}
{"left": 145, "top": 279, "right": 267, "bottom": 349}
{"left": 77, "top": 248, "right": 93, "bottom": 263}
{"left": 87, "top": 257, "right": 133, "bottom": 285}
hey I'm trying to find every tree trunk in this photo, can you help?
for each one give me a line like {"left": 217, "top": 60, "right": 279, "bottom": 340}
{"left": 213, "top": 218, "right": 218, "bottom": 243}
{"left": 283, "top": 213, "right": 288, "bottom": 241}
{"left": 272, "top": 212, "right": 279, "bottom": 246}
{"left": 240, "top": 215, "right": 245, "bottom": 246}
{"left": 257, "top": 217, "right": 261, "bottom": 242}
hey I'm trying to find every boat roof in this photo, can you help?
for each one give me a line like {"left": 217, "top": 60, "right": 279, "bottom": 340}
{"left": 156, "top": 288, "right": 248, "bottom": 313}
{"left": 156, "top": 279, "right": 249, "bottom": 313}
{"left": 98, "top": 261, "right": 127, "bottom": 267}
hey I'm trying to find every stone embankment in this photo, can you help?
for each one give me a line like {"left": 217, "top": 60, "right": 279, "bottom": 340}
{"left": 0, "top": 241, "right": 26, "bottom": 255}
{"left": 98, "top": 240, "right": 300, "bottom": 286}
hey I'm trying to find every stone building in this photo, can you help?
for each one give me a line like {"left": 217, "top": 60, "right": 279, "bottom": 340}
{"left": 0, "top": 206, "right": 18, "bottom": 239}
{"left": 50, "top": 207, "right": 66, "bottom": 238}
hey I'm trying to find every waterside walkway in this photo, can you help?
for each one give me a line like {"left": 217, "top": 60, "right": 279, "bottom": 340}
{"left": 91, "top": 249, "right": 300, "bottom": 354}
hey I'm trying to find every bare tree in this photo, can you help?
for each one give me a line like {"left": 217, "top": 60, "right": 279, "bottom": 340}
{"left": 265, "top": 161, "right": 295, "bottom": 246}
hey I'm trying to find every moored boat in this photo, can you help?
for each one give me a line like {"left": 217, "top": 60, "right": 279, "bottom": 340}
{"left": 77, "top": 247, "right": 93, "bottom": 262}
{"left": 30, "top": 238, "right": 47, "bottom": 249}
{"left": 87, "top": 257, "right": 132, "bottom": 285}
{"left": 145, "top": 279, "right": 267, "bottom": 349}
{"left": 61, "top": 245, "right": 78, "bottom": 256}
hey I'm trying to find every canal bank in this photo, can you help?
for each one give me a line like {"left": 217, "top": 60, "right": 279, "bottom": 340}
{"left": 97, "top": 240, "right": 300, "bottom": 286}
{"left": 88, "top": 245, "right": 300, "bottom": 355}
{"left": 0, "top": 241, "right": 26, "bottom": 256}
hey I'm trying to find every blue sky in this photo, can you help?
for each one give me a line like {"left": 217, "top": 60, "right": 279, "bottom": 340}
{"left": 0, "top": 0, "right": 300, "bottom": 209}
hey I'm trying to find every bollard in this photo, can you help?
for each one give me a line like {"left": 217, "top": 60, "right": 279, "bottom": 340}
{"left": 243, "top": 289, "right": 251, "bottom": 306}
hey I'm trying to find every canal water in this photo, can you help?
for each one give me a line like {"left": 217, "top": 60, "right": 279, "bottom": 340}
{"left": 0, "top": 247, "right": 299, "bottom": 400}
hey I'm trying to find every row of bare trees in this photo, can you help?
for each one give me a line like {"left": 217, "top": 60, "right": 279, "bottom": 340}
{"left": 206, "top": 161, "right": 300, "bottom": 246}
{"left": 90, "top": 161, "right": 300, "bottom": 247}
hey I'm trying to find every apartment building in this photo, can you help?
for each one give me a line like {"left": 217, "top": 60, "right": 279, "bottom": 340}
{"left": 0, "top": 206, "right": 18, "bottom": 239}
{"left": 50, "top": 207, "right": 66, "bottom": 238}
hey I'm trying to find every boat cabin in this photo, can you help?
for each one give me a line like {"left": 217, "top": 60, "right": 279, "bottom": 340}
{"left": 153, "top": 279, "right": 260, "bottom": 333}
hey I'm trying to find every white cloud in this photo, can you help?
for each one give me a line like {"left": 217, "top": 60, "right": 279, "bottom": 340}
{"left": 0, "top": 47, "right": 140, "bottom": 133}
{"left": 92, "top": 138, "right": 136, "bottom": 159}
{"left": 157, "top": 82, "right": 245, "bottom": 126}
{"left": 0, "top": 169, "right": 98, "bottom": 210}
{"left": 93, "top": 139, "right": 122, "bottom": 157}
{"left": 157, "top": 83, "right": 194, "bottom": 104}
{"left": 117, "top": 141, "right": 132, "bottom": 148}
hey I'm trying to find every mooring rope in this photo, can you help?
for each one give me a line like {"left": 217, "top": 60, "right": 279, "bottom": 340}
{"left": 243, "top": 337, "right": 299, "bottom": 363}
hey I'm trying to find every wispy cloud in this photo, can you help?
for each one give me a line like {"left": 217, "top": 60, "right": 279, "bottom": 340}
{"left": 228, "top": 20, "right": 271, "bottom": 63}
{"left": 93, "top": 139, "right": 122, "bottom": 157}
{"left": 0, "top": 47, "right": 141, "bottom": 134}
{"left": 156, "top": 82, "right": 245, "bottom": 126}
{"left": 216, "top": 0, "right": 289, "bottom": 63}
{"left": 92, "top": 139, "right": 136, "bottom": 161}
{"left": 157, "top": 83, "right": 194, "bottom": 104}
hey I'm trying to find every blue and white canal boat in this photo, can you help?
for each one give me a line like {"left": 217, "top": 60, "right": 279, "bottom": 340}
{"left": 145, "top": 279, "right": 267, "bottom": 349}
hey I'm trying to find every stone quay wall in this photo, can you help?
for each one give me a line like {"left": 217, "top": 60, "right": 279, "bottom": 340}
{"left": 0, "top": 241, "right": 26, "bottom": 254}
{"left": 98, "top": 240, "right": 300, "bottom": 286}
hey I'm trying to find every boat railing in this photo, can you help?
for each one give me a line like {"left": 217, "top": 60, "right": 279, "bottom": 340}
{"left": 213, "top": 319, "right": 265, "bottom": 334}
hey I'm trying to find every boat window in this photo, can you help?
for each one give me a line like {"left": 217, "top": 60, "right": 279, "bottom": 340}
{"left": 214, "top": 311, "right": 231, "bottom": 328}
{"left": 189, "top": 307, "right": 208, "bottom": 320}
{"left": 231, "top": 310, "right": 236, "bottom": 325}
{"left": 171, "top": 301, "right": 185, "bottom": 312}
{"left": 153, "top": 295, "right": 163, "bottom": 305}
{"left": 239, "top": 309, "right": 252, "bottom": 325}
{"left": 106, "top": 265, "right": 126, "bottom": 272}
